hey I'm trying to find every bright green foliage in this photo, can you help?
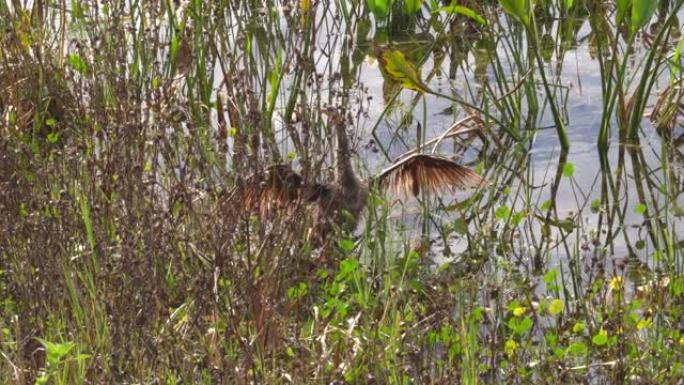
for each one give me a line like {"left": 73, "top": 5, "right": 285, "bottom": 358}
{"left": 616, "top": 0, "right": 658, "bottom": 35}
{"left": 635, "top": 202, "right": 647, "bottom": 215}
{"left": 68, "top": 53, "right": 88, "bottom": 74}
{"left": 508, "top": 316, "right": 533, "bottom": 335}
{"left": 568, "top": 341, "right": 588, "bottom": 356}
{"left": 562, "top": 0, "right": 575, "bottom": 12}
{"left": 440, "top": 3, "right": 487, "bottom": 25}
{"left": 499, "top": 0, "right": 530, "bottom": 26}
{"left": 549, "top": 299, "right": 564, "bottom": 315}
{"left": 617, "top": 0, "right": 631, "bottom": 24}
{"left": 572, "top": 322, "right": 586, "bottom": 333}
{"left": 367, "top": 0, "right": 394, "bottom": 18}
{"left": 562, "top": 162, "right": 575, "bottom": 177}
{"left": 631, "top": 0, "right": 658, "bottom": 33}
{"left": 592, "top": 329, "right": 609, "bottom": 346}
{"left": 403, "top": 0, "right": 423, "bottom": 14}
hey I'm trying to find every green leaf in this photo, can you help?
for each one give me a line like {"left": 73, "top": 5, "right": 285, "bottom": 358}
{"left": 452, "top": 217, "right": 468, "bottom": 234}
{"left": 631, "top": 0, "right": 658, "bottom": 32}
{"left": 511, "top": 211, "right": 526, "bottom": 225}
{"left": 513, "top": 306, "right": 528, "bottom": 316}
{"left": 504, "top": 339, "right": 517, "bottom": 357}
{"left": 567, "top": 341, "right": 587, "bottom": 356}
{"left": 68, "top": 53, "right": 88, "bottom": 75}
{"left": 545, "top": 333, "right": 558, "bottom": 347}
{"left": 439, "top": 4, "right": 487, "bottom": 25}
{"left": 534, "top": 214, "right": 576, "bottom": 232}
{"left": 543, "top": 269, "right": 558, "bottom": 285}
{"left": 379, "top": 49, "right": 430, "bottom": 93}
{"left": 338, "top": 258, "right": 359, "bottom": 277}
{"left": 673, "top": 204, "right": 684, "bottom": 218}
{"left": 592, "top": 329, "right": 609, "bottom": 346}
{"left": 267, "top": 49, "right": 284, "bottom": 119}
{"left": 637, "top": 318, "right": 652, "bottom": 330}
{"left": 635, "top": 202, "right": 647, "bottom": 215}
{"left": 472, "top": 308, "right": 483, "bottom": 322}
{"left": 562, "top": 0, "right": 575, "bottom": 12}
{"left": 499, "top": 0, "right": 530, "bottom": 26}
{"left": 287, "top": 282, "right": 309, "bottom": 299}
{"left": 549, "top": 299, "right": 564, "bottom": 315}
{"left": 77, "top": 187, "right": 96, "bottom": 256}
{"left": 38, "top": 338, "right": 75, "bottom": 365}
{"left": 553, "top": 347, "right": 566, "bottom": 359}
{"left": 572, "top": 322, "right": 586, "bottom": 333}
{"left": 616, "top": 0, "right": 630, "bottom": 25}
{"left": 508, "top": 316, "right": 533, "bottom": 335}
{"left": 367, "top": 0, "right": 393, "bottom": 19}
{"left": 590, "top": 199, "right": 601, "bottom": 213}
{"left": 653, "top": 249, "right": 663, "bottom": 262}
{"left": 495, "top": 206, "right": 511, "bottom": 221}
{"left": 562, "top": 162, "right": 575, "bottom": 177}
{"left": 338, "top": 239, "right": 355, "bottom": 253}
{"left": 47, "top": 132, "right": 60, "bottom": 144}
{"left": 674, "top": 36, "right": 684, "bottom": 71}
{"left": 19, "top": 203, "right": 28, "bottom": 218}
{"left": 76, "top": 353, "right": 91, "bottom": 362}
{"left": 404, "top": 0, "right": 423, "bottom": 14}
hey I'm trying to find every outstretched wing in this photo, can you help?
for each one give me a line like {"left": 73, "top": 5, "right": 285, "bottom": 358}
{"left": 376, "top": 154, "right": 485, "bottom": 197}
{"left": 243, "top": 164, "right": 304, "bottom": 209}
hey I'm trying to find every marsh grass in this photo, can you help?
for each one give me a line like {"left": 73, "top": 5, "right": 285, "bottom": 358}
{"left": 1, "top": 0, "right": 684, "bottom": 384}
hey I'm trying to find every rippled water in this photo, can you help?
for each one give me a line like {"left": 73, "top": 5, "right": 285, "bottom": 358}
{"left": 309, "top": 10, "right": 684, "bottom": 271}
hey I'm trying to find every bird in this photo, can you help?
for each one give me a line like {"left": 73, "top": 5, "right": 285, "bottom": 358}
{"left": 238, "top": 108, "right": 486, "bottom": 245}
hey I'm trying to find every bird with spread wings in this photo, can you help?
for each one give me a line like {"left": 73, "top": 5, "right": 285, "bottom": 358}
{"left": 236, "top": 110, "right": 486, "bottom": 245}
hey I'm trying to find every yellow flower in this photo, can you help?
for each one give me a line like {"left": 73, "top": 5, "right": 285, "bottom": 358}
{"left": 609, "top": 276, "right": 624, "bottom": 291}
{"left": 637, "top": 318, "right": 652, "bottom": 330}
{"left": 549, "top": 299, "right": 564, "bottom": 315}
{"left": 513, "top": 306, "right": 528, "bottom": 316}
{"left": 679, "top": 337, "right": 684, "bottom": 347}
{"left": 505, "top": 339, "right": 518, "bottom": 357}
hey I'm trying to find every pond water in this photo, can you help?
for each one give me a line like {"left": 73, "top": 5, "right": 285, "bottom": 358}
{"left": 282, "top": 8, "right": 684, "bottom": 275}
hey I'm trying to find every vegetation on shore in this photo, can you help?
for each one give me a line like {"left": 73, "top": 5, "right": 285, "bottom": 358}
{"left": 1, "top": 0, "right": 683, "bottom": 383}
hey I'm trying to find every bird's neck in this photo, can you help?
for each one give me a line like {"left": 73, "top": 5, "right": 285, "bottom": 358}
{"left": 334, "top": 121, "right": 358, "bottom": 186}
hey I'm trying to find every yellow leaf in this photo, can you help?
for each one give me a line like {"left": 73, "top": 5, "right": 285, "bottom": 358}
{"left": 549, "top": 299, "right": 564, "bottom": 315}
{"left": 505, "top": 339, "right": 517, "bottom": 357}
{"left": 609, "top": 276, "right": 624, "bottom": 291}
{"left": 637, "top": 318, "right": 652, "bottom": 330}
{"left": 512, "top": 306, "right": 527, "bottom": 316}
{"left": 300, "top": 0, "right": 311, "bottom": 24}
{"left": 378, "top": 49, "right": 430, "bottom": 93}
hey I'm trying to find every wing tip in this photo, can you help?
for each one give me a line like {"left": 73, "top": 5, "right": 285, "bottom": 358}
{"left": 378, "top": 153, "right": 489, "bottom": 198}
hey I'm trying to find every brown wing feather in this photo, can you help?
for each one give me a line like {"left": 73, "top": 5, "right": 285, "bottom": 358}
{"left": 243, "top": 164, "right": 304, "bottom": 210}
{"left": 377, "top": 154, "right": 485, "bottom": 197}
